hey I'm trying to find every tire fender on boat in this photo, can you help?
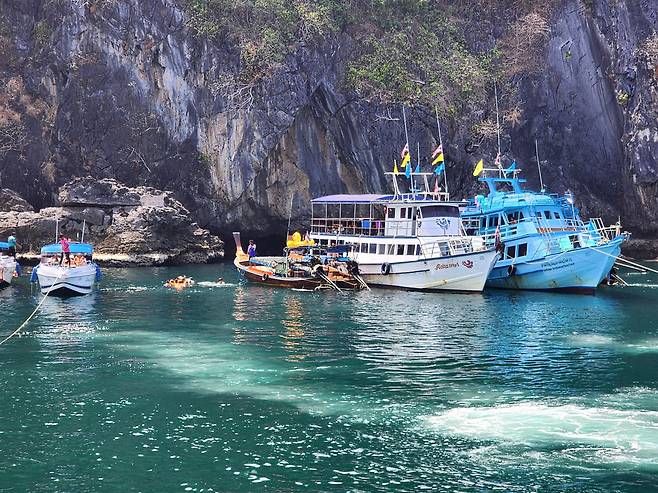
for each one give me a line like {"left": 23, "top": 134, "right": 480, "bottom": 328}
{"left": 261, "top": 273, "right": 269, "bottom": 281}
{"left": 381, "top": 263, "right": 391, "bottom": 275}
{"left": 508, "top": 264, "right": 516, "bottom": 277}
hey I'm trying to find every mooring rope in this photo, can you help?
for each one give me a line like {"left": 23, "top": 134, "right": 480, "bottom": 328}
{"left": 0, "top": 267, "right": 64, "bottom": 347}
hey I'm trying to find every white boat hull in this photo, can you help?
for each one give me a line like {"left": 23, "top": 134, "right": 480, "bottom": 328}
{"left": 355, "top": 249, "right": 499, "bottom": 292}
{"left": 0, "top": 258, "right": 16, "bottom": 287}
{"left": 37, "top": 263, "right": 98, "bottom": 296}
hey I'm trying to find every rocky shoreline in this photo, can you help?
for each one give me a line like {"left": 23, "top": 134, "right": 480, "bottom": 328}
{"left": 0, "top": 178, "right": 224, "bottom": 267}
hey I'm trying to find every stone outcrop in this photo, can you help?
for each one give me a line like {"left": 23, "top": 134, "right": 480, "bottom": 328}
{"left": 0, "top": 178, "right": 224, "bottom": 265}
{"left": 0, "top": 189, "right": 34, "bottom": 212}
{"left": 0, "top": 0, "right": 655, "bottom": 256}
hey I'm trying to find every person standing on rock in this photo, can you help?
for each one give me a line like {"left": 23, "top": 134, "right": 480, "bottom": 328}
{"left": 7, "top": 235, "right": 17, "bottom": 258}
{"left": 59, "top": 234, "right": 71, "bottom": 267}
{"left": 247, "top": 240, "right": 257, "bottom": 258}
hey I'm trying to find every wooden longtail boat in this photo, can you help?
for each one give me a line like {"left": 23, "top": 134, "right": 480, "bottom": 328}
{"left": 232, "top": 232, "right": 366, "bottom": 291}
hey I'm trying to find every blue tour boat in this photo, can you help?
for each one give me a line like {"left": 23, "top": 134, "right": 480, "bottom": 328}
{"left": 461, "top": 167, "right": 627, "bottom": 293}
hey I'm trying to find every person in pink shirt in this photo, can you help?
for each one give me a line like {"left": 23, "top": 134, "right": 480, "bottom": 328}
{"left": 59, "top": 234, "right": 71, "bottom": 267}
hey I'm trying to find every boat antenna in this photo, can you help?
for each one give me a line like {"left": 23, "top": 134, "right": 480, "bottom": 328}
{"left": 81, "top": 219, "right": 86, "bottom": 243}
{"left": 286, "top": 194, "right": 294, "bottom": 239}
{"left": 535, "top": 139, "right": 545, "bottom": 192}
{"left": 435, "top": 106, "right": 448, "bottom": 195}
{"left": 494, "top": 81, "right": 502, "bottom": 160}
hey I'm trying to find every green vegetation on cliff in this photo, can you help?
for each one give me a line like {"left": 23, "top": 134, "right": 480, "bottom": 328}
{"left": 181, "top": 0, "right": 553, "bottom": 113}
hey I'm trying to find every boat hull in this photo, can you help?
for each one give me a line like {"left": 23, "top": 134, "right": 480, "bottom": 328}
{"left": 486, "top": 236, "right": 624, "bottom": 292}
{"left": 235, "top": 259, "right": 361, "bottom": 291}
{"left": 37, "top": 264, "right": 97, "bottom": 296}
{"left": 0, "top": 258, "right": 16, "bottom": 288}
{"left": 355, "top": 249, "right": 499, "bottom": 292}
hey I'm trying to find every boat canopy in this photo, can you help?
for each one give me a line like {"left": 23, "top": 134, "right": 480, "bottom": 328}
{"left": 0, "top": 242, "right": 10, "bottom": 249}
{"left": 312, "top": 194, "right": 391, "bottom": 204}
{"left": 41, "top": 243, "right": 94, "bottom": 255}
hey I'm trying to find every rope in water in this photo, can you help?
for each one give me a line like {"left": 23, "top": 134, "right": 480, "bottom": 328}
{"left": 0, "top": 268, "right": 64, "bottom": 347}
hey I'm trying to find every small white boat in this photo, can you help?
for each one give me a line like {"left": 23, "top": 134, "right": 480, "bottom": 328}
{"left": 0, "top": 254, "right": 17, "bottom": 289}
{"left": 32, "top": 243, "right": 101, "bottom": 296}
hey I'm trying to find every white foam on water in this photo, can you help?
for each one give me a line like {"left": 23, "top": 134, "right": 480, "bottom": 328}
{"left": 567, "top": 333, "right": 616, "bottom": 347}
{"left": 196, "top": 282, "right": 236, "bottom": 288}
{"left": 567, "top": 333, "right": 658, "bottom": 354}
{"left": 423, "top": 400, "right": 658, "bottom": 469}
{"left": 107, "top": 331, "right": 376, "bottom": 418}
{"left": 624, "top": 283, "right": 658, "bottom": 289}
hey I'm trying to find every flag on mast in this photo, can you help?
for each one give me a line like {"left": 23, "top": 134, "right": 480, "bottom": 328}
{"left": 434, "top": 163, "right": 445, "bottom": 176}
{"left": 473, "top": 159, "right": 484, "bottom": 176}
{"left": 405, "top": 161, "right": 411, "bottom": 178}
{"left": 431, "top": 144, "right": 443, "bottom": 158}
{"left": 401, "top": 153, "right": 410, "bottom": 168}
{"left": 393, "top": 161, "right": 399, "bottom": 174}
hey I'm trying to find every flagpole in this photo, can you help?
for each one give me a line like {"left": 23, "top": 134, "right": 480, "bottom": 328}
{"left": 535, "top": 139, "right": 545, "bottom": 192}
{"left": 494, "top": 81, "right": 501, "bottom": 158}
{"left": 435, "top": 106, "right": 448, "bottom": 196}
{"left": 402, "top": 105, "right": 410, "bottom": 149}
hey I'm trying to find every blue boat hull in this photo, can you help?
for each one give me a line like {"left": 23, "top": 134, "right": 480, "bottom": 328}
{"left": 486, "top": 236, "right": 623, "bottom": 292}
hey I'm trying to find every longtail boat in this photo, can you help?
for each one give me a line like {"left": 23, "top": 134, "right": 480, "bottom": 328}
{"left": 233, "top": 232, "right": 367, "bottom": 291}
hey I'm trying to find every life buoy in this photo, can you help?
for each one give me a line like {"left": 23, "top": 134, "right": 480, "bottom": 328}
{"left": 507, "top": 265, "right": 516, "bottom": 276}
{"left": 261, "top": 273, "right": 269, "bottom": 281}
{"left": 381, "top": 263, "right": 391, "bottom": 275}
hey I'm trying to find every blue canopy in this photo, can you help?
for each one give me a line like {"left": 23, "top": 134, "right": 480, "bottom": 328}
{"left": 41, "top": 243, "right": 94, "bottom": 255}
{"left": 0, "top": 242, "right": 10, "bottom": 249}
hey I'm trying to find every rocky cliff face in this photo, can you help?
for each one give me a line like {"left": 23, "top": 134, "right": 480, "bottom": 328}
{"left": 0, "top": 178, "right": 224, "bottom": 265}
{"left": 0, "top": 0, "right": 656, "bottom": 256}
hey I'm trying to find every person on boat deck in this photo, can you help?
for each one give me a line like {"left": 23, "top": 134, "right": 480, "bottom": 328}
{"left": 7, "top": 235, "right": 16, "bottom": 257}
{"left": 58, "top": 234, "right": 71, "bottom": 267}
{"left": 247, "top": 240, "right": 257, "bottom": 258}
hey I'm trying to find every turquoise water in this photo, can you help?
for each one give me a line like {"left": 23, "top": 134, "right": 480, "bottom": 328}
{"left": 1, "top": 264, "right": 658, "bottom": 492}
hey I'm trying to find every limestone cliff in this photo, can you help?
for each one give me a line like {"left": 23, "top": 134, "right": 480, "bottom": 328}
{"left": 0, "top": 0, "right": 656, "bottom": 256}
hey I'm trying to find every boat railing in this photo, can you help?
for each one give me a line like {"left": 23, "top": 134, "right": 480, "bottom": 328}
{"left": 422, "top": 238, "right": 475, "bottom": 258}
{"left": 310, "top": 217, "right": 415, "bottom": 237}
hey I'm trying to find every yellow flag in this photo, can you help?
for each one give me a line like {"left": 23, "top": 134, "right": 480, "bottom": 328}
{"left": 401, "top": 153, "right": 410, "bottom": 168}
{"left": 473, "top": 159, "right": 484, "bottom": 176}
{"left": 432, "top": 152, "right": 444, "bottom": 166}
{"left": 393, "top": 163, "right": 399, "bottom": 174}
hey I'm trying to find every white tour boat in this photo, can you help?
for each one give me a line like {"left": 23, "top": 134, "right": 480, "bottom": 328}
{"left": 32, "top": 242, "right": 101, "bottom": 296}
{"left": 308, "top": 173, "right": 499, "bottom": 292}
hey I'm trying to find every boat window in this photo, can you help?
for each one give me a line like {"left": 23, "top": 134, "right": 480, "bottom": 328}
{"left": 369, "top": 244, "right": 376, "bottom": 254}
{"left": 397, "top": 245, "right": 405, "bottom": 256}
{"left": 553, "top": 211, "right": 561, "bottom": 219}
{"left": 518, "top": 243, "right": 528, "bottom": 257}
{"left": 377, "top": 244, "right": 386, "bottom": 255}
{"left": 543, "top": 210, "right": 551, "bottom": 220}
{"left": 420, "top": 205, "right": 460, "bottom": 219}
{"left": 480, "top": 217, "right": 486, "bottom": 229}
{"left": 536, "top": 211, "right": 543, "bottom": 219}
{"left": 406, "top": 244, "right": 415, "bottom": 256}
{"left": 387, "top": 244, "right": 396, "bottom": 255}
{"left": 407, "top": 208, "right": 414, "bottom": 219}
{"left": 388, "top": 208, "right": 395, "bottom": 219}
{"left": 360, "top": 243, "right": 366, "bottom": 253}
{"left": 518, "top": 211, "right": 525, "bottom": 220}
{"left": 570, "top": 235, "right": 581, "bottom": 248}
{"left": 506, "top": 245, "right": 516, "bottom": 259}
{"left": 415, "top": 245, "right": 421, "bottom": 255}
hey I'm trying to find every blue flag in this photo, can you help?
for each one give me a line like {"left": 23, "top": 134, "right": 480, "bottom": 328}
{"left": 505, "top": 161, "right": 517, "bottom": 176}
{"left": 414, "top": 163, "right": 421, "bottom": 174}
{"left": 405, "top": 162, "right": 411, "bottom": 178}
{"left": 434, "top": 163, "right": 445, "bottom": 176}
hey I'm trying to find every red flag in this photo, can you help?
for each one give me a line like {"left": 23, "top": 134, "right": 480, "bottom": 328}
{"left": 432, "top": 144, "right": 443, "bottom": 159}
{"left": 400, "top": 143, "right": 409, "bottom": 159}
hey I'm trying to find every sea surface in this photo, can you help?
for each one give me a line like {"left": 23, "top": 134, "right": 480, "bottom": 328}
{"left": 1, "top": 264, "right": 658, "bottom": 492}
